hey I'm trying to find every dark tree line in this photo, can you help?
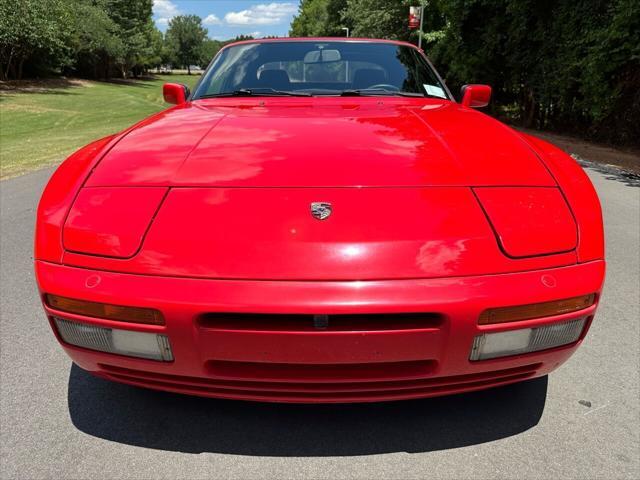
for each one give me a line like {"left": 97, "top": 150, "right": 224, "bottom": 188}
{"left": 291, "top": 0, "right": 640, "bottom": 147}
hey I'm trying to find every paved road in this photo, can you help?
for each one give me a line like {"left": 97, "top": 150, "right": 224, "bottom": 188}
{"left": 1, "top": 165, "right": 638, "bottom": 479}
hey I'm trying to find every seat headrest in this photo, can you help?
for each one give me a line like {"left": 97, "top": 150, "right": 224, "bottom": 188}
{"left": 258, "top": 70, "right": 291, "bottom": 90}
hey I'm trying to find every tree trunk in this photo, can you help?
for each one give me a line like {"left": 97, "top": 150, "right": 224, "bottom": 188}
{"left": 17, "top": 57, "right": 24, "bottom": 80}
{"left": 187, "top": 64, "right": 191, "bottom": 75}
{"left": 3, "top": 46, "right": 14, "bottom": 80}
{"left": 523, "top": 87, "right": 537, "bottom": 128}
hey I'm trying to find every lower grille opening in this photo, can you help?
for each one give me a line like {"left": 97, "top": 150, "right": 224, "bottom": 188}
{"left": 206, "top": 359, "right": 438, "bottom": 383}
{"left": 197, "top": 312, "right": 444, "bottom": 332}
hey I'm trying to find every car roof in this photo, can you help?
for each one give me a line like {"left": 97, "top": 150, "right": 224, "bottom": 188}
{"left": 221, "top": 37, "right": 421, "bottom": 52}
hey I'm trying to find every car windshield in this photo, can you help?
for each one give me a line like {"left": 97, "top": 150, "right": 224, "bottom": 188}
{"left": 192, "top": 41, "right": 449, "bottom": 99}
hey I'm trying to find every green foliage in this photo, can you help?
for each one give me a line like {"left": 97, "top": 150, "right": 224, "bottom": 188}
{"left": 141, "top": 20, "right": 164, "bottom": 70}
{"left": 290, "top": 0, "right": 349, "bottom": 37}
{"left": 198, "top": 35, "right": 258, "bottom": 68}
{"left": 426, "top": 0, "right": 640, "bottom": 145}
{"left": 293, "top": 0, "right": 640, "bottom": 146}
{"left": 165, "top": 15, "right": 208, "bottom": 74}
{"left": 3, "top": 0, "right": 636, "bottom": 145}
{"left": 232, "top": 35, "right": 256, "bottom": 42}
{"left": 0, "top": 0, "right": 259, "bottom": 81}
{"left": 342, "top": 0, "right": 413, "bottom": 40}
{"left": 0, "top": 0, "right": 155, "bottom": 79}
{"left": 69, "top": 0, "right": 123, "bottom": 78}
{"left": 0, "top": 0, "right": 75, "bottom": 79}
{"left": 200, "top": 39, "right": 224, "bottom": 68}
{"left": 105, "top": 0, "right": 154, "bottom": 77}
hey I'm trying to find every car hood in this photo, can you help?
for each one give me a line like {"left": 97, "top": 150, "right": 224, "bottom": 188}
{"left": 86, "top": 98, "right": 555, "bottom": 187}
{"left": 63, "top": 185, "right": 577, "bottom": 280}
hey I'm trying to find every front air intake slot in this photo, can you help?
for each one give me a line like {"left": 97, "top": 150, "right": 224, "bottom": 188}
{"left": 197, "top": 312, "right": 444, "bottom": 332}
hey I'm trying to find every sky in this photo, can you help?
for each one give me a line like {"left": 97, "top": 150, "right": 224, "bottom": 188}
{"left": 153, "top": 1, "right": 301, "bottom": 40}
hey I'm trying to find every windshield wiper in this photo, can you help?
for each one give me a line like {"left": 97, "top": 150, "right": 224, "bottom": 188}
{"left": 340, "top": 89, "right": 437, "bottom": 98}
{"left": 198, "top": 88, "right": 312, "bottom": 98}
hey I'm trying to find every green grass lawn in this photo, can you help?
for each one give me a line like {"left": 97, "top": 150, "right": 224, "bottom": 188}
{"left": 0, "top": 74, "right": 200, "bottom": 179}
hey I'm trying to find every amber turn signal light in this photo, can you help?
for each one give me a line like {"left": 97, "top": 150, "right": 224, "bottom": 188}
{"left": 479, "top": 294, "right": 596, "bottom": 325}
{"left": 45, "top": 294, "right": 164, "bottom": 325}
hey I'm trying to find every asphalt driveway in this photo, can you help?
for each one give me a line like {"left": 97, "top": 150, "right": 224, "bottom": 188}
{"left": 1, "top": 164, "right": 638, "bottom": 479}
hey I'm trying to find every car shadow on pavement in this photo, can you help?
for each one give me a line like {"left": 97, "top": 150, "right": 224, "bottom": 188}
{"left": 578, "top": 159, "right": 640, "bottom": 188}
{"left": 67, "top": 364, "right": 547, "bottom": 456}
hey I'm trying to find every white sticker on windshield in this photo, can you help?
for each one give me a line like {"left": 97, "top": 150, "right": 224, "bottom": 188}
{"left": 424, "top": 84, "right": 446, "bottom": 98}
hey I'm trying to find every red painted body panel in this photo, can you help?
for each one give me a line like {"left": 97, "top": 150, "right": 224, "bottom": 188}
{"left": 163, "top": 83, "right": 187, "bottom": 105}
{"left": 62, "top": 187, "right": 577, "bottom": 279}
{"left": 34, "top": 135, "right": 116, "bottom": 263}
{"left": 36, "top": 259, "right": 604, "bottom": 403}
{"left": 520, "top": 134, "right": 605, "bottom": 262}
{"left": 34, "top": 38, "right": 605, "bottom": 402}
{"left": 473, "top": 187, "right": 577, "bottom": 257}
{"left": 461, "top": 84, "right": 492, "bottom": 108}
{"left": 63, "top": 187, "right": 167, "bottom": 258}
{"left": 84, "top": 106, "right": 225, "bottom": 187}
{"left": 85, "top": 99, "right": 555, "bottom": 188}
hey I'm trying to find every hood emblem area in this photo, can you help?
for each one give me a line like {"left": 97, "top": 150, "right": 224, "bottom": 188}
{"left": 310, "top": 202, "right": 332, "bottom": 220}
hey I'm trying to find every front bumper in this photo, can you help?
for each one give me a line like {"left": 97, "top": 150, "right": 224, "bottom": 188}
{"left": 36, "top": 260, "right": 605, "bottom": 403}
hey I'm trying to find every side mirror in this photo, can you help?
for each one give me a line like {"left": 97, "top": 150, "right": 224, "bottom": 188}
{"left": 163, "top": 83, "right": 189, "bottom": 105}
{"left": 460, "top": 84, "right": 491, "bottom": 108}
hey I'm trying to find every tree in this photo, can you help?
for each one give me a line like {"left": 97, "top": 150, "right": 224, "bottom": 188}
{"left": 425, "top": 0, "right": 640, "bottom": 144}
{"left": 69, "top": 0, "right": 123, "bottom": 79}
{"left": 290, "top": 0, "right": 349, "bottom": 37}
{"left": 139, "top": 21, "right": 164, "bottom": 72}
{"left": 166, "top": 15, "right": 207, "bottom": 74}
{"left": 341, "top": 0, "right": 413, "bottom": 41}
{"left": 292, "top": 0, "right": 640, "bottom": 147}
{"left": 0, "top": 0, "right": 75, "bottom": 80}
{"left": 105, "top": 0, "right": 153, "bottom": 78}
{"left": 200, "top": 39, "right": 224, "bottom": 68}
{"left": 0, "top": 0, "right": 166, "bottom": 80}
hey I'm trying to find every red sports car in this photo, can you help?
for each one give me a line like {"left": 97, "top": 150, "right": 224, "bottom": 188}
{"left": 35, "top": 38, "right": 605, "bottom": 403}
